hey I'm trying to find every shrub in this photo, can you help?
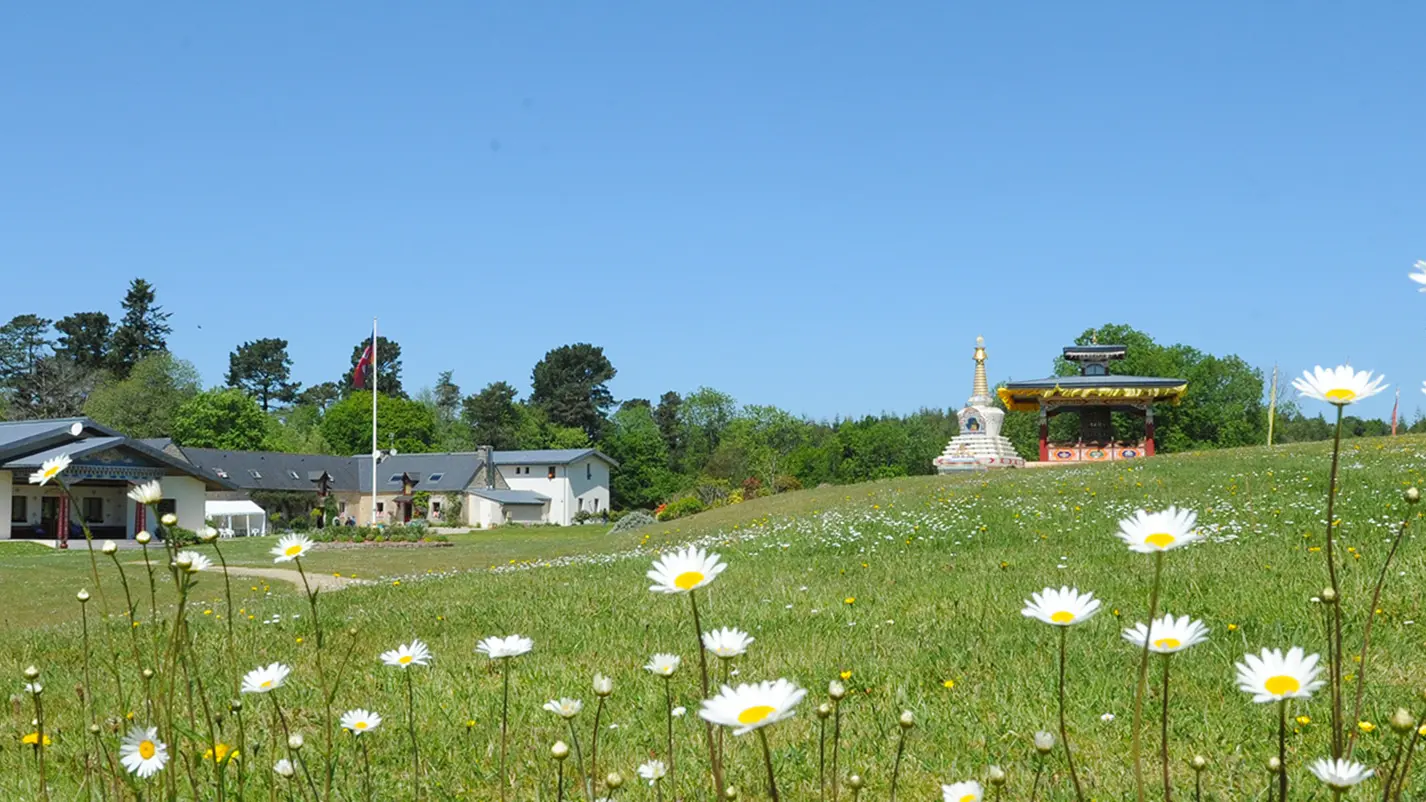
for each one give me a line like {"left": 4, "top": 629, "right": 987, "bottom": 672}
{"left": 610, "top": 510, "right": 656, "bottom": 534}
{"left": 741, "top": 476, "right": 763, "bottom": 498}
{"left": 574, "top": 510, "right": 593, "bottom": 524}
{"left": 656, "top": 496, "right": 706, "bottom": 522}
{"left": 775, "top": 474, "right": 803, "bottom": 493}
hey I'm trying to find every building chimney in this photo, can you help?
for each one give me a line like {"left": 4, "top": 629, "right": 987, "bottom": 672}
{"left": 478, "top": 445, "right": 494, "bottom": 489}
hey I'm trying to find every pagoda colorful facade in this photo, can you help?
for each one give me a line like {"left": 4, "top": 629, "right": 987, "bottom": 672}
{"left": 998, "top": 344, "right": 1187, "bottom": 463}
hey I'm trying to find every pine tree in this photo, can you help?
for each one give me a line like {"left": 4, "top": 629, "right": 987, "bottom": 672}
{"left": 108, "top": 279, "right": 172, "bottom": 377}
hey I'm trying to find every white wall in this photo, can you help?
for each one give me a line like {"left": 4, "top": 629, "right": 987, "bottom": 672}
{"left": 568, "top": 460, "right": 611, "bottom": 518}
{"left": 503, "top": 465, "right": 570, "bottom": 524}
{"left": 0, "top": 471, "right": 11, "bottom": 540}
{"left": 160, "top": 476, "right": 207, "bottom": 534}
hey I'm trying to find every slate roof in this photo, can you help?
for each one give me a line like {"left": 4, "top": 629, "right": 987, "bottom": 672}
{"left": 0, "top": 418, "right": 95, "bottom": 462}
{"left": 177, "top": 448, "right": 361, "bottom": 492}
{"left": 492, "top": 448, "right": 620, "bottom": 468}
{"left": 353, "top": 453, "right": 482, "bottom": 493}
{"left": 468, "top": 488, "right": 549, "bottom": 505}
{"left": 3, "top": 437, "right": 127, "bottom": 468}
{"left": 0, "top": 419, "right": 233, "bottom": 489}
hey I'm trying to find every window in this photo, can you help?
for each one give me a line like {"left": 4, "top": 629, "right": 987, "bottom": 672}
{"left": 389, "top": 474, "right": 403, "bottom": 483}
{"left": 83, "top": 497, "right": 103, "bottom": 523}
{"left": 586, "top": 463, "right": 592, "bottom": 480}
{"left": 214, "top": 468, "right": 229, "bottom": 479}
{"left": 376, "top": 502, "right": 385, "bottom": 513}
{"left": 578, "top": 498, "right": 584, "bottom": 512}
{"left": 593, "top": 498, "right": 600, "bottom": 512}
{"left": 431, "top": 500, "right": 441, "bottom": 513}
{"left": 547, "top": 466, "right": 557, "bottom": 479}
{"left": 249, "top": 470, "right": 262, "bottom": 479}
{"left": 289, "top": 471, "right": 301, "bottom": 480}
{"left": 10, "top": 496, "right": 25, "bottom": 523}
{"left": 1084, "top": 363, "right": 1108, "bottom": 376}
{"left": 429, "top": 473, "right": 444, "bottom": 482}
{"left": 338, "top": 502, "right": 347, "bottom": 514}
{"left": 158, "top": 500, "right": 177, "bottom": 519}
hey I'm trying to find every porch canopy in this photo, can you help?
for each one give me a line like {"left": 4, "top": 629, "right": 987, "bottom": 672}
{"left": 206, "top": 499, "right": 267, "bottom": 537}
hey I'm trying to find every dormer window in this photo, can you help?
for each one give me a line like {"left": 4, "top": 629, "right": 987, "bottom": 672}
{"left": 214, "top": 469, "right": 228, "bottom": 479}
{"left": 547, "top": 466, "right": 557, "bottom": 479}
{"left": 289, "top": 471, "right": 301, "bottom": 480}
{"left": 429, "top": 473, "right": 444, "bottom": 482}
{"left": 389, "top": 474, "right": 403, "bottom": 483}
{"left": 249, "top": 470, "right": 262, "bottom": 479}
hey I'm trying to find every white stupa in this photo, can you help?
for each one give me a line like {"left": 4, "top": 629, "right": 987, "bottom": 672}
{"left": 933, "top": 336, "right": 1026, "bottom": 473}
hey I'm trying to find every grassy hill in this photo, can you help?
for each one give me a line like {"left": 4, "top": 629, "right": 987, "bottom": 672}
{"left": 3, "top": 436, "right": 1425, "bottom": 799}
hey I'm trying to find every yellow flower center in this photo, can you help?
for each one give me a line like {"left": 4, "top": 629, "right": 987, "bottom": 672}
{"left": 1265, "top": 675, "right": 1300, "bottom": 696}
{"left": 1325, "top": 388, "right": 1356, "bottom": 403}
{"left": 43, "top": 466, "right": 61, "bottom": 479}
{"left": 355, "top": 721, "right": 367, "bottom": 730}
{"left": 139, "top": 741, "right": 156, "bottom": 760}
{"left": 674, "top": 571, "right": 705, "bottom": 590}
{"left": 398, "top": 655, "right": 413, "bottom": 664}
{"left": 738, "top": 705, "right": 776, "bottom": 725}
{"left": 260, "top": 680, "right": 272, "bottom": 689}
{"left": 285, "top": 544, "right": 304, "bottom": 557}
{"left": 1050, "top": 611, "right": 1075, "bottom": 623}
{"left": 961, "top": 796, "right": 977, "bottom": 802}
{"left": 1154, "top": 638, "right": 1181, "bottom": 650}
{"left": 1145, "top": 532, "right": 1176, "bottom": 549}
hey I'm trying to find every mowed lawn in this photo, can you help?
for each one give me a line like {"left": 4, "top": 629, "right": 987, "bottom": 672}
{"left": 3, "top": 436, "right": 1426, "bottom": 799}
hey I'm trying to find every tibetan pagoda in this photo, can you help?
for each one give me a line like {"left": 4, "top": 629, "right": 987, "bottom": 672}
{"left": 998, "top": 344, "right": 1186, "bottom": 463}
{"left": 933, "top": 337, "right": 1026, "bottom": 473}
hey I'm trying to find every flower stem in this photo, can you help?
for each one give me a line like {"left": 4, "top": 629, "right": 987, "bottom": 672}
{"left": 1346, "top": 514, "right": 1412, "bottom": 759}
{"left": 1383, "top": 728, "right": 1408, "bottom": 799}
{"left": 1161, "top": 654, "right": 1172, "bottom": 802}
{"left": 32, "top": 687, "right": 48, "bottom": 802}
{"left": 361, "top": 737, "right": 372, "bottom": 802}
{"left": 757, "top": 727, "right": 781, "bottom": 802}
{"left": 818, "top": 715, "right": 827, "bottom": 802}
{"left": 1059, "top": 626, "right": 1086, "bottom": 802}
{"left": 209, "top": 538, "right": 240, "bottom": 695}
{"left": 889, "top": 722, "right": 909, "bottom": 802}
{"left": 1277, "top": 700, "right": 1289, "bottom": 802}
{"left": 556, "top": 760, "right": 564, "bottom": 802}
{"left": 293, "top": 558, "right": 333, "bottom": 800}
{"left": 1029, "top": 755, "right": 1045, "bottom": 802}
{"left": 499, "top": 659, "right": 510, "bottom": 802}
{"left": 664, "top": 676, "right": 676, "bottom": 796}
{"left": 405, "top": 669, "right": 421, "bottom": 799}
{"left": 1324, "top": 404, "right": 1346, "bottom": 757}
{"left": 687, "top": 591, "right": 726, "bottom": 795}
{"left": 1132, "top": 551, "right": 1165, "bottom": 802}
{"left": 589, "top": 696, "right": 604, "bottom": 799}
{"left": 831, "top": 699, "right": 843, "bottom": 802}
{"left": 568, "top": 718, "right": 592, "bottom": 802}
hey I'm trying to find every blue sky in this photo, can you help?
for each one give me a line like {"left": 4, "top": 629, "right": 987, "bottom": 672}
{"left": 3, "top": 3, "right": 1423, "bottom": 421}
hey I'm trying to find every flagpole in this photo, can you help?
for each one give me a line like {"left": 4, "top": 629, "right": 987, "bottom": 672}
{"left": 1266, "top": 364, "right": 1277, "bottom": 447}
{"left": 371, "top": 318, "right": 378, "bottom": 527}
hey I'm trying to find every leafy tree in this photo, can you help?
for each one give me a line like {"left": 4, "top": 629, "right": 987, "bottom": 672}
{"left": 108, "top": 279, "right": 172, "bottom": 377}
{"left": 600, "top": 403, "right": 678, "bottom": 508}
{"left": 347, "top": 336, "right": 403, "bottom": 397}
{"left": 54, "top": 312, "right": 112, "bottom": 370}
{"left": 6, "top": 355, "right": 96, "bottom": 420}
{"left": 739, "top": 405, "right": 805, "bottom": 488}
{"left": 461, "top": 381, "right": 525, "bottom": 449}
{"left": 529, "top": 343, "right": 616, "bottom": 441}
{"left": 0, "top": 315, "right": 54, "bottom": 390}
{"left": 678, "top": 387, "right": 736, "bottom": 473}
{"left": 654, "top": 391, "right": 683, "bottom": 466}
{"left": 432, "top": 371, "right": 462, "bottom": 420}
{"left": 319, "top": 391, "right": 436, "bottom": 455}
{"left": 297, "top": 381, "right": 342, "bottom": 411}
{"left": 172, "top": 388, "right": 270, "bottom": 450}
{"left": 226, "top": 338, "right": 300, "bottom": 411}
{"left": 84, "top": 352, "right": 200, "bottom": 437}
{"left": 418, "top": 373, "right": 474, "bottom": 452}
{"left": 264, "top": 405, "right": 333, "bottom": 453}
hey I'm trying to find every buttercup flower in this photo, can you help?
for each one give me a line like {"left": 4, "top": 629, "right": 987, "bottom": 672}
{"left": 648, "top": 546, "right": 726, "bottom": 593}
{"left": 543, "top": 698, "right": 584, "bottom": 719}
{"left": 1116, "top": 507, "right": 1200, "bottom": 553}
{"left": 29, "top": 454, "right": 71, "bottom": 486}
{"left": 1236, "top": 647, "right": 1324, "bottom": 703}
{"left": 1122, "top": 614, "right": 1210, "bottom": 654}
{"left": 638, "top": 759, "right": 667, "bottom": 784}
{"left": 476, "top": 634, "right": 533, "bottom": 659}
{"left": 22, "top": 732, "right": 53, "bottom": 746}
{"left": 703, "top": 627, "right": 755, "bottom": 659}
{"left": 1309, "top": 757, "right": 1373, "bottom": 791}
{"left": 175, "top": 551, "right": 212, "bottom": 574}
{"left": 127, "top": 480, "right": 163, "bottom": 505}
{"left": 645, "top": 653, "right": 681, "bottom": 676}
{"left": 380, "top": 639, "right": 432, "bottom": 669}
{"left": 699, "top": 679, "right": 806, "bottom": 736}
{"left": 340, "top": 708, "right": 382, "bottom": 735}
{"left": 203, "top": 743, "right": 239, "bottom": 764}
{"left": 941, "top": 780, "right": 984, "bottom": 802}
{"left": 271, "top": 534, "right": 314, "bottom": 563}
{"left": 240, "top": 663, "right": 292, "bottom": 694}
{"left": 1293, "top": 365, "right": 1387, "bottom": 406}
{"left": 119, "top": 725, "right": 169, "bottom": 778}
{"left": 1022, "top": 587, "right": 1102, "bottom": 627}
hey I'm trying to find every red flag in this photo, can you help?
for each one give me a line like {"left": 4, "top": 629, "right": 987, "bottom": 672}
{"left": 353, "top": 342, "right": 374, "bottom": 389}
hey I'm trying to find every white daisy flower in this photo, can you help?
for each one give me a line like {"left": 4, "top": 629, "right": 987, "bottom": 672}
{"left": 240, "top": 663, "right": 292, "bottom": 694}
{"left": 119, "top": 725, "right": 169, "bottom": 779}
{"left": 1116, "top": 507, "right": 1200, "bottom": 553}
{"left": 543, "top": 698, "right": 584, "bottom": 719}
{"left": 271, "top": 534, "right": 314, "bottom": 563}
{"left": 593, "top": 673, "right": 613, "bottom": 697}
{"left": 647, "top": 546, "right": 726, "bottom": 594}
{"left": 273, "top": 758, "right": 295, "bottom": 778}
{"left": 1122, "top": 614, "right": 1210, "bottom": 654}
{"left": 699, "top": 678, "right": 806, "bottom": 736}
{"left": 340, "top": 708, "right": 382, "bottom": 735}
{"left": 645, "top": 653, "right": 681, "bottom": 677}
{"left": 476, "top": 634, "right": 533, "bottom": 659}
{"left": 1022, "top": 586, "right": 1102, "bottom": 627}
{"left": 941, "top": 780, "right": 984, "bottom": 802}
{"left": 1411, "top": 260, "right": 1426, "bottom": 292}
{"left": 29, "top": 454, "right": 71, "bottom": 486}
{"left": 175, "top": 551, "right": 212, "bottom": 574}
{"left": 379, "top": 639, "right": 432, "bottom": 669}
{"left": 127, "top": 480, "right": 163, "bottom": 505}
{"left": 1235, "top": 647, "right": 1325, "bottom": 703}
{"left": 702, "top": 627, "right": 755, "bottom": 659}
{"left": 1309, "top": 757, "right": 1374, "bottom": 790}
{"left": 638, "top": 759, "right": 667, "bottom": 784}
{"left": 671, "top": 706, "right": 686, "bottom": 717}
{"left": 1292, "top": 365, "right": 1387, "bottom": 406}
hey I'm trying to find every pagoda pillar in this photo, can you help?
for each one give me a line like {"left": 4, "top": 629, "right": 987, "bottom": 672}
{"left": 1038, "top": 406, "right": 1049, "bottom": 461}
{"left": 1144, "top": 404, "right": 1156, "bottom": 456}
{"left": 57, "top": 494, "right": 70, "bottom": 549}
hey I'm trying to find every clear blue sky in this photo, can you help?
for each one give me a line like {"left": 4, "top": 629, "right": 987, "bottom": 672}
{"left": 3, "top": 3, "right": 1423, "bottom": 421}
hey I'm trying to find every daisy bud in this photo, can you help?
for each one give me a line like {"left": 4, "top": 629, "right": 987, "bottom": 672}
{"left": 1320, "top": 587, "right": 1338, "bottom": 604}
{"left": 593, "top": 673, "right": 613, "bottom": 697}
{"left": 606, "top": 771, "right": 624, "bottom": 789}
{"left": 816, "top": 703, "right": 833, "bottom": 720}
{"left": 23, "top": 666, "right": 39, "bottom": 681}
{"left": 847, "top": 774, "right": 865, "bottom": 790}
{"left": 175, "top": 556, "right": 192, "bottom": 571}
{"left": 1267, "top": 756, "right": 1282, "bottom": 774}
{"left": 102, "top": 540, "right": 118, "bottom": 554}
{"left": 136, "top": 531, "right": 152, "bottom": 545}
{"left": 1034, "top": 731, "right": 1055, "bottom": 754}
{"left": 229, "top": 700, "right": 242, "bottom": 713}
{"left": 347, "top": 627, "right": 358, "bottom": 638}
{"left": 1190, "top": 755, "right": 1208, "bottom": 772}
{"left": 828, "top": 680, "right": 847, "bottom": 701}
{"left": 142, "top": 669, "right": 154, "bottom": 681}
{"left": 77, "top": 589, "right": 90, "bottom": 603}
{"left": 987, "top": 765, "right": 1007, "bottom": 786}
{"left": 898, "top": 710, "right": 915, "bottom": 730}
{"left": 551, "top": 741, "right": 570, "bottom": 761}
{"left": 1406, "top": 487, "right": 1420, "bottom": 504}
{"left": 274, "top": 758, "right": 295, "bottom": 778}
{"left": 1391, "top": 708, "right": 1416, "bottom": 733}
{"left": 161, "top": 513, "right": 178, "bottom": 526}
{"left": 200, "top": 526, "right": 219, "bottom": 543}
{"left": 88, "top": 723, "right": 101, "bottom": 735}
{"left": 288, "top": 733, "right": 304, "bottom": 750}
{"left": 723, "top": 787, "right": 740, "bottom": 799}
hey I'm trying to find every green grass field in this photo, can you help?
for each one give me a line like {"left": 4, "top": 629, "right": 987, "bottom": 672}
{"left": 3, "top": 436, "right": 1425, "bottom": 799}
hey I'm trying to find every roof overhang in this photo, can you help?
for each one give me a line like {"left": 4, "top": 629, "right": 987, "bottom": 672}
{"left": 998, "top": 381, "right": 1188, "bottom": 412}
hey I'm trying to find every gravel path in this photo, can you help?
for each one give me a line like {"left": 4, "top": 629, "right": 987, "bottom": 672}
{"left": 128, "top": 561, "right": 363, "bottom": 592}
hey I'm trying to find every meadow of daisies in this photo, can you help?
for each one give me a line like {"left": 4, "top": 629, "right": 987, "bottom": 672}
{"left": 5, "top": 370, "right": 1426, "bottom": 800}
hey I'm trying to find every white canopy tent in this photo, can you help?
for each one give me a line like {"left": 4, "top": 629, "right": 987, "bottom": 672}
{"left": 205, "top": 499, "right": 267, "bottom": 537}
